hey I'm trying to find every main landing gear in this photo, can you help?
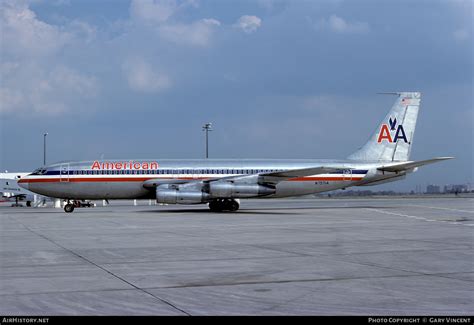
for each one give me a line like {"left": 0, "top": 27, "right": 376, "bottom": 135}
{"left": 208, "top": 199, "right": 240, "bottom": 212}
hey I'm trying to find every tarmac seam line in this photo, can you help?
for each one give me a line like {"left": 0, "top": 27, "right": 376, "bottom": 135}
{"left": 9, "top": 216, "right": 192, "bottom": 316}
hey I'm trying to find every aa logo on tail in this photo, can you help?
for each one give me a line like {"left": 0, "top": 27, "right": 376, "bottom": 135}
{"left": 377, "top": 117, "right": 408, "bottom": 143}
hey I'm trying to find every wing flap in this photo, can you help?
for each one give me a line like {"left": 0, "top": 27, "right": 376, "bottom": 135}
{"left": 142, "top": 178, "right": 192, "bottom": 188}
{"left": 260, "top": 167, "right": 341, "bottom": 184}
{"left": 378, "top": 157, "right": 454, "bottom": 172}
{"left": 261, "top": 167, "right": 340, "bottom": 178}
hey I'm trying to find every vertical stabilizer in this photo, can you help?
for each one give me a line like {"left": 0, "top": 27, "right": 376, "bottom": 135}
{"left": 348, "top": 92, "right": 421, "bottom": 161}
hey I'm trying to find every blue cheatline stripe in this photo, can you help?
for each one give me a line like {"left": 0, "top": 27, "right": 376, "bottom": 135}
{"left": 351, "top": 170, "right": 369, "bottom": 174}
{"left": 329, "top": 170, "right": 368, "bottom": 174}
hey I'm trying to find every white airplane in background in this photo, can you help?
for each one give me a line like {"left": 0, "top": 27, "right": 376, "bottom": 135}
{"left": 1, "top": 172, "right": 35, "bottom": 206}
{"left": 19, "top": 92, "right": 452, "bottom": 213}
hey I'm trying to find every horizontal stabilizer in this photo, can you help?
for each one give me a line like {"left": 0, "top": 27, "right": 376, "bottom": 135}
{"left": 378, "top": 157, "right": 454, "bottom": 172}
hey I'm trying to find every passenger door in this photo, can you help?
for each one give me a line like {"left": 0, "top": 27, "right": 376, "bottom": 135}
{"left": 60, "top": 163, "right": 70, "bottom": 182}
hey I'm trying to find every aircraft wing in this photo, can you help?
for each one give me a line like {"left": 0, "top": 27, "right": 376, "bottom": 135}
{"left": 258, "top": 167, "right": 341, "bottom": 184}
{"left": 202, "top": 166, "right": 341, "bottom": 184}
{"left": 142, "top": 178, "right": 193, "bottom": 188}
{"left": 1, "top": 193, "right": 26, "bottom": 199}
{"left": 143, "top": 166, "right": 341, "bottom": 188}
{"left": 378, "top": 157, "right": 454, "bottom": 173}
{"left": 201, "top": 166, "right": 341, "bottom": 185}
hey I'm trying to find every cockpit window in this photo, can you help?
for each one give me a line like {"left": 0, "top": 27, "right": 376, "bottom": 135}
{"left": 31, "top": 168, "right": 47, "bottom": 175}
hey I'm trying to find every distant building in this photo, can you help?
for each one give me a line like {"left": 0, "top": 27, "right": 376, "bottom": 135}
{"left": 444, "top": 184, "right": 470, "bottom": 194}
{"left": 426, "top": 185, "right": 440, "bottom": 194}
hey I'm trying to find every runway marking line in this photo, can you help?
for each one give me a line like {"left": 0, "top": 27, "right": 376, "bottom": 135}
{"left": 365, "top": 208, "right": 474, "bottom": 227}
{"left": 406, "top": 205, "right": 474, "bottom": 214}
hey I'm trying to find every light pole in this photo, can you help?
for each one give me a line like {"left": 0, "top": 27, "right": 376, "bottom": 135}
{"left": 202, "top": 123, "right": 212, "bottom": 159}
{"left": 43, "top": 132, "right": 48, "bottom": 166}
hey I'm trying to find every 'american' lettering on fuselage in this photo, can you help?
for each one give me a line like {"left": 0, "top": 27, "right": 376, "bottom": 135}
{"left": 91, "top": 161, "right": 159, "bottom": 170}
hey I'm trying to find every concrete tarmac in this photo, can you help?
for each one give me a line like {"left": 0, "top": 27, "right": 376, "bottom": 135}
{"left": 0, "top": 197, "right": 473, "bottom": 315}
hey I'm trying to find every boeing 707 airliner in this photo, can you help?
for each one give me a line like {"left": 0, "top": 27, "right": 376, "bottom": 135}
{"left": 19, "top": 92, "right": 452, "bottom": 212}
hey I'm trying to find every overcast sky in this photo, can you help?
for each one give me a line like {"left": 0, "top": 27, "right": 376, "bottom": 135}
{"left": 0, "top": 0, "right": 472, "bottom": 191}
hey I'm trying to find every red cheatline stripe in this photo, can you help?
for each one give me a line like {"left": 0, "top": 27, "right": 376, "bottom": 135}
{"left": 20, "top": 176, "right": 364, "bottom": 183}
{"left": 20, "top": 177, "right": 159, "bottom": 183}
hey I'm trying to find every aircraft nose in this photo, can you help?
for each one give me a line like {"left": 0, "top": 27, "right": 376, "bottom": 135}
{"left": 18, "top": 178, "right": 29, "bottom": 190}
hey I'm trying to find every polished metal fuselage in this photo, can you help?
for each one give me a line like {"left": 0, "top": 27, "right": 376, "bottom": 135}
{"left": 19, "top": 159, "right": 398, "bottom": 200}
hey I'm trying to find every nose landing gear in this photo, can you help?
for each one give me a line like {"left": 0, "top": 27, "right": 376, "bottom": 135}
{"left": 64, "top": 202, "right": 75, "bottom": 213}
{"left": 208, "top": 199, "right": 240, "bottom": 212}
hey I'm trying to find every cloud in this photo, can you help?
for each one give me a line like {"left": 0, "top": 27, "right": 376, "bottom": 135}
{"left": 257, "top": 0, "right": 277, "bottom": 10}
{"left": 317, "top": 15, "right": 369, "bottom": 34}
{"left": 0, "top": 63, "right": 98, "bottom": 115}
{"left": 0, "top": 0, "right": 71, "bottom": 57}
{"left": 122, "top": 58, "right": 171, "bottom": 93}
{"left": 129, "top": 1, "right": 221, "bottom": 47}
{"left": 130, "top": 0, "right": 178, "bottom": 25}
{"left": 0, "top": 1, "right": 98, "bottom": 116}
{"left": 158, "top": 18, "right": 220, "bottom": 46}
{"left": 453, "top": 28, "right": 469, "bottom": 42}
{"left": 68, "top": 19, "right": 97, "bottom": 43}
{"left": 234, "top": 15, "right": 262, "bottom": 34}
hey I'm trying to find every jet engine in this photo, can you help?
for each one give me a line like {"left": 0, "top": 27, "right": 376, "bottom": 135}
{"left": 156, "top": 189, "right": 209, "bottom": 204}
{"left": 208, "top": 182, "right": 275, "bottom": 198}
